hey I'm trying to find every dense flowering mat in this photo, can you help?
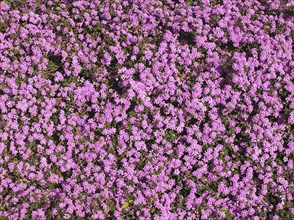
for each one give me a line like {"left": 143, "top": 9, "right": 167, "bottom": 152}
{"left": 0, "top": 0, "right": 293, "bottom": 219}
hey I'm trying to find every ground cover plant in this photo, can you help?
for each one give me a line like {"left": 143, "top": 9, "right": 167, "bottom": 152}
{"left": 0, "top": 0, "right": 293, "bottom": 219}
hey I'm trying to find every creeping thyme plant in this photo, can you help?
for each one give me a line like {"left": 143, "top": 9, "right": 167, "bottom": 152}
{"left": 0, "top": 0, "right": 293, "bottom": 219}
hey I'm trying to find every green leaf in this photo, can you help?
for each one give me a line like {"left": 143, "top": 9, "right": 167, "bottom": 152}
{"left": 221, "top": 208, "right": 233, "bottom": 220}
{"left": 226, "top": 212, "right": 233, "bottom": 220}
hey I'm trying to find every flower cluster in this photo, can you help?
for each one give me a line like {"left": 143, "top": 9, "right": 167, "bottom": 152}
{"left": 0, "top": 0, "right": 293, "bottom": 219}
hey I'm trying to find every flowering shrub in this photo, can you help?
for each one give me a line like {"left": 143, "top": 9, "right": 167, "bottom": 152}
{"left": 0, "top": 0, "right": 293, "bottom": 219}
